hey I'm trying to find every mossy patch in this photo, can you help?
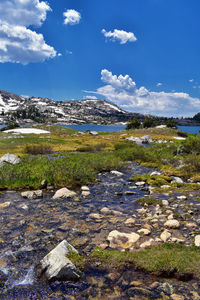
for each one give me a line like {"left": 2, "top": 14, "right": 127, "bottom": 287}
{"left": 66, "top": 252, "right": 86, "bottom": 271}
{"left": 135, "top": 197, "right": 162, "bottom": 206}
{"left": 89, "top": 244, "right": 200, "bottom": 279}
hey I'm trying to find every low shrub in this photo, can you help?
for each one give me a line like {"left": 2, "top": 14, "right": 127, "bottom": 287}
{"left": 77, "top": 143, "right": 107, "bottom": 152}
{"left": 181, "top": 136, "right": 200, "bottom": 154}
{"left": 24, "top": 144, "right": 53, "bottom": 155}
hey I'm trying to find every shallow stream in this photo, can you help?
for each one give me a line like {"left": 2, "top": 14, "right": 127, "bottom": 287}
{"left": 0, "top": 163, "right": 199, "bottom": 299}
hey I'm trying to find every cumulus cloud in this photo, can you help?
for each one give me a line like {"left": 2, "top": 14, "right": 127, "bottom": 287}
{"left": 189, "top": 79, "right": 194, "bottom": 83}
{"left": 102, "top": 29, "right": 137, "bottom": 44}
{"left": 156, "top": 82, "right": 162, "bottom": 87}
{"left": 63, "top": 9, "right": 81, "bottom": 25}
{"left": 92, "top": 69, "right": 200, "bottom": 117}
{"left": 0, "top": 0, "right": 56, "bottom": 64}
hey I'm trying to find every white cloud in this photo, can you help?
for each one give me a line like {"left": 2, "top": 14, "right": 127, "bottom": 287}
{"left": 63, "top": 9, "right": 81, "bottom": 25}
{"left": 84, "top": 95, "right": 97, "bottom": 100}
{"left": 0, "top": 0, "right": 56, "bottom": 64}
{"left": 156, "top": 82, "right": 162, "bottom": 86}
{"left": 92, "top": 69, "right": 200, "bottom": 117}
{"left": 189, "top": 79, "right": 194, "bottom": 82}
{"left": 102, "top": 29, "right": 137, "bottom": 44}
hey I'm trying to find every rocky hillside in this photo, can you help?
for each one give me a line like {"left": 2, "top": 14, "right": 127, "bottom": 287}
{"left": 0, "top": 89, "right": 139, "bottom": 124}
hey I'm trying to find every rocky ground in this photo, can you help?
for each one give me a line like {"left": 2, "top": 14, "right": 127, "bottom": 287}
{"left": 0, "top": 163, "right": 199, "bottom": 299}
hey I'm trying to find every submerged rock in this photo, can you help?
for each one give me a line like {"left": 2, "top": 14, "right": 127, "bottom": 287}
{"left": 40, "top": 240, "right": 81, "bottom": 281}
{"left": 107, "top": 230, "right": 140, "bottom": 249}
{"left": 52, "top": 188, "right": 76, "bottom": 199}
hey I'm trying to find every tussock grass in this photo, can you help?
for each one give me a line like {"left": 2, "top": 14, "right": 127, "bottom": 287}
{"left": 0, "top": 152, "right": 124, "bottom": 189}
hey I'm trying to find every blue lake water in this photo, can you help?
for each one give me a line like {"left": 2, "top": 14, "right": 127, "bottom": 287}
{"left": 60, "top": 123, "right": 126, "bottom": 132}
{"left": 178, "top": 125, "right": 200, "bottom": 135}
{"left": 1, "top": 123, "right": 200, "bottom": 134}
{"left": 62, "top": 124, "right": 200, "bottom": 134}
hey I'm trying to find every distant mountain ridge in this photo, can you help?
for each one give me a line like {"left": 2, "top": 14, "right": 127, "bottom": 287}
{"left": 0, "top": 89, "right": 140, "bottom": 124}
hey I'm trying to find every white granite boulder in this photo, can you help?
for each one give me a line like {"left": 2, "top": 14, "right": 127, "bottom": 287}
{"left": 52, "top": 188, "right": 76, "bottom": 199}
{"left": 40, "top": 240, "right": 81, "bottom": 281}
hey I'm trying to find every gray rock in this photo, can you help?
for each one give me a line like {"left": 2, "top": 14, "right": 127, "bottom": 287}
{"left": 107, "top": 230, "right": 140, "bottom": 249}
{"left": 150, "top": 171, "right": 161, "bottom": 176}
{"left": 140, "top": 238, "right": 154, "bottom": 248}
{"left": 172, "top": 177, "right": 183, "bottom": 183}
{"left": 160, "top": 230, "right": 171, "bottom": 242}
{"left": 52, "top": 188, "right": 76, "bottom": 199}
{"left": 0, "top": 153, "right": 20, "bottom": 166}
{"left": 162, "top": 200, "right": 169, "bottom": 206}
{"left": 110, "top": 170, "right": 124, "bottom": 176}
{"left": 195, "top": 235, "right": 200, "bottom": 247}
{"left": 40, "top": 240, "right": 81, "bottom": 281}
{"left": 89, "top": 131, "right": 98, "bottom": 136}
{"left": 164, "top": 219, "right": 180, "bottom": 229}
{"left": 21, "top": 190, "right": 43, "bottom": 199}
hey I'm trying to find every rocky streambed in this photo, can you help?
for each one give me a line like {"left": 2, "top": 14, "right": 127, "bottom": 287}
{"left": 0, "top": 163, "right": 200, "bottom": 299}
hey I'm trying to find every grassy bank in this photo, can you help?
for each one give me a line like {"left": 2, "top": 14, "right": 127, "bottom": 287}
{"left": 67, "top": 244, "right": 200, "bottom": 280}
{"left": 1, "top": 125, "right": 200, "bottom": 189}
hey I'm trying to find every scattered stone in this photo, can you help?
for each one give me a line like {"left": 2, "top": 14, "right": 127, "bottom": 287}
{"left": 160, "top": 230, "right": 171, "bottom": 242}
{"left": 150, "top": 171, "right": 161, "bottom": 176}
{"left": 40, "top": 240, "right": 81, "bottom": 281}
{"left": 111, "top": 210, "right": 123, "bottom": 216}
{"left": 164, "top": 219, "right": 180, "bottom": 229}
{"left": 135, "top": 181, "right": 145, "bottom": 187}
{"left": 19, "top": 204, "right": 29, "bottom": 210}
{"left": 195, "top": 235, "right": 200, "bottom": 247}
{"left": 21, "top": 190, "right": 42, "bottom": 199}
{"left": 124, "top": 218, "right": 136, "bottom": 227}
{"left": 89, "top": 131, "right": 98, "bottom": 136}
{"left": 168, "top": 214, "right": 174, "bottom": 220}
{"left": 88, "top": 213, "right": 102, "bottom": 219}
{"left": 162, "top": 200, "right": 169, "bottom": 206}
{"left": 0, "top": 202, "right": 10, "bottom": 208}
{"left": 100, "top": 207, "right": 111, "bottom": 214}
{"left": 161, "top": 185, "right": 171, "bottom": 189}
{"left": 52, "top": 188, "right": 76, "bottom": 199}
{"left": 137, "top": 208, "right": 146, "bottom": 215}
{"left": 137, "top": 228, "right": 151, "bottom": 235}
{"left": 177, "top": 195, "right": 187, "bottom": 200}
{"left": 140, "top": 238, "right": 154, "bottom": 248}
{"left": 124, "top": 191, "right": 137, "bottom": 195}
{"left": 110, "top": 170, "right": 124, "bottom": 176}
{"left": 107, "top": 230, "right": 140, "bottom": 249}
{"left": 81, "top": 186, "right": 90, "bottom": 191}
{"left": 172, "top": 177, "right": 184, "bottom": 184}
{"left": 141, "top": 136, "right": 153, "bottom": 144}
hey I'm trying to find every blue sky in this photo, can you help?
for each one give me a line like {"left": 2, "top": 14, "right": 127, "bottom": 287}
{"left": 0, "top": 0, "right": 200, "bottom": 117}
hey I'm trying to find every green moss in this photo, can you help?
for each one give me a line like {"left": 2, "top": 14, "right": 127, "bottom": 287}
{"left": 136, "top": 197, "right": 162, "bottom": 206}
{"left": 90, "top": 244, "right": 200, "bottom": 279}
{"left": 66, "top": 251, "right": 86, "bottom": 271}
